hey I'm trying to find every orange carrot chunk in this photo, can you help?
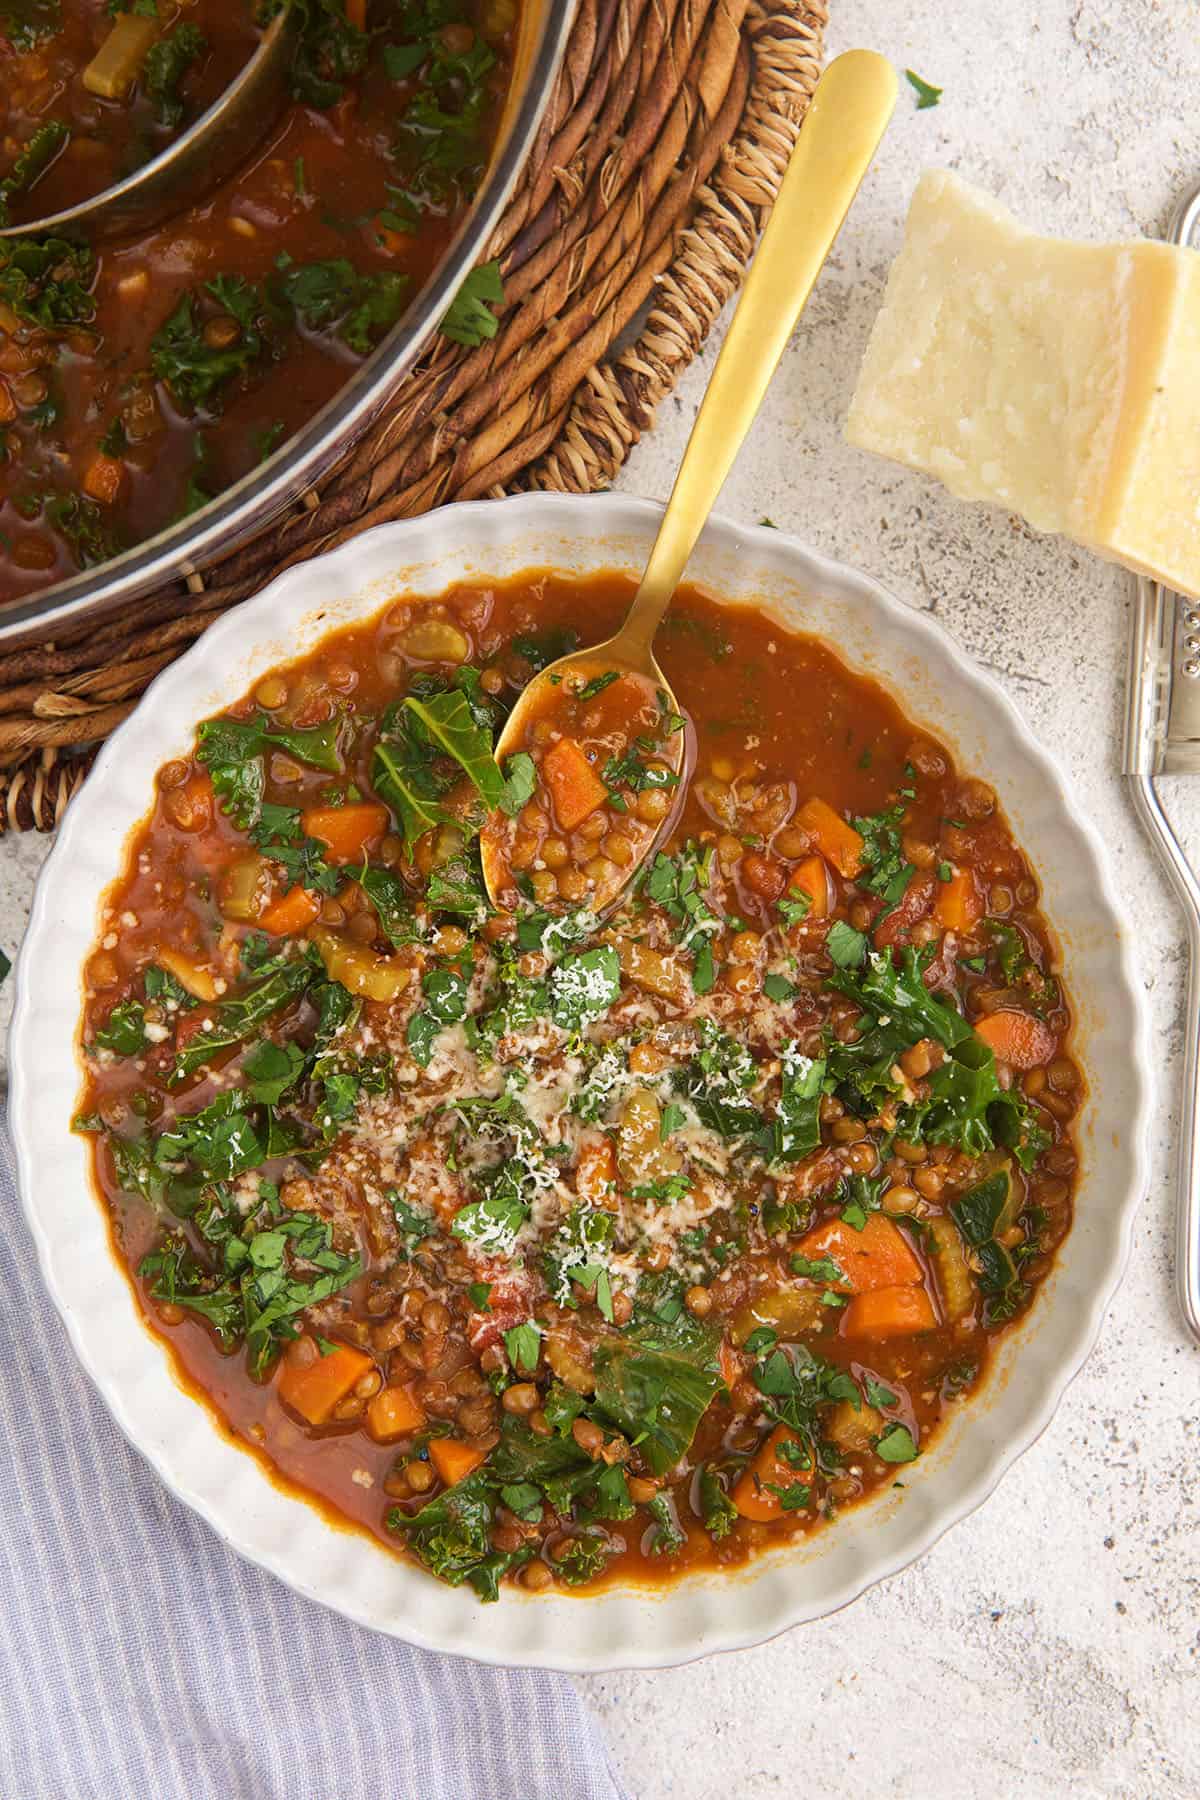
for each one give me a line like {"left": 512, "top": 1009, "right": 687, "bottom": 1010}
{"left": 541, "top": 736, "right": 608, "bottom": 831}
{"left": 82, "top": 451, "right": 125, "bottom": 505}
{"left": 575, "top": 1136, "right": 617, "bottom": 1205}
{"left": 259, "top": 884, "right": 322, "bottom": 937}
{"left": 842, "top": 1284, "right": 937, "bottom": 1339}
{"left": 974, "top": 1009, "right": 1056, "bottom": 1070}
{"left": 277, "top": 1341, "right": 374, "bottom": 1425}
{"left": 934, "top": 867, "right": 983, "bottom": 933}
{"left": 731, "top": 1425, "right": 810, "bottom": 1522}
{"left": 428, "top": 1437, "right": 488, "bottom": 1487}
{"left": 795, "top": 797, "right": 865, "bottom": 879}
{"left": 788, "top": 854, "right": 830, "bottom": 918}
{"left": 366, "top": 1384, "right": 427, "bottom": 1444}
{"left": 301, "top": 802, "right": 389, "bottom": 862}
{"left": 796, "top": 1211, "right": 923, "bottom": 1294}
{"left": 168, "top": 772, "right": 214, "bottom": 834}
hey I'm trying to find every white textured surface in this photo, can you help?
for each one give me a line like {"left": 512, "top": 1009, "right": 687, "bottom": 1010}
{"left": 576, "top": 5, "right": 1200, "bottom": 1794}
{"left": 0, "top": 1, "right": 1198, "bottom": 1792}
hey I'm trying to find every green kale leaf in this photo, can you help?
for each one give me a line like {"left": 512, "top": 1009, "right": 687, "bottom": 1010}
{"left": 144, "top": 22, "right": 206, "bottom": 127}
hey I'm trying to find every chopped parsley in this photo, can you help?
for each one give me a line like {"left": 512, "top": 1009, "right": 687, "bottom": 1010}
{"left": 825, "top": 919, "right": 866, "bottom": 969}
{"left": 549, "top": 946, "right": 620, "bottom": 1031}
{"left": 503, "top": 1320, "right": 543, "bottom": 1373}
{"left": 904, "top": 68, "right": 942, "bottom": 109}
{"left": 777, "top": 891, "right": 812, "bottom": 926}
{"left": 875, "top": 1424, "right": 919, "bottom": 1463}
{"left": 151, "top": 276, "right": 271, "bottom": 411}
{"left": 92, "top": 1001, "right": 147, "bottom": 1057}
{"left": 769, "top": 1046, "right": 825, "bottom": 1163}
{"left": 441, "top": 260, "right": 504, "bottom": 346}
{"left": 141, "top": 1199, "right": 360, "bottom": 1377}
{"left": 276, "top": 254, "right": 409, "bottom": 355}
{"left": 851, "top": 802, "right": 913, "bottom": 910}
{"left": 1, "top": 0, "right": 61, "bottom": 50}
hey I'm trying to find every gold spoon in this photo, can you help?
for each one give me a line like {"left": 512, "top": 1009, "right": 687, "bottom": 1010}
{"left": 482, "top": 49, "right": 898, "bottom": 911}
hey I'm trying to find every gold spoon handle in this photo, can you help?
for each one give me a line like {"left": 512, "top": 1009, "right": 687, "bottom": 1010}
{"left": 620, "top": 48, "right": 898, "bottom": 656}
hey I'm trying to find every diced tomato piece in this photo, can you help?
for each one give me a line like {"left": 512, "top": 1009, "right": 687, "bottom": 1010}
{"left": 772, "top": 1149, "right": 841, "bottom": 1208}
{"left": 172, "top": 1007, "right": 215, "bottom": 1057}
{"left": 873, "top": 874, "right": 935, "bottom": 949}
{"left": 466, "top": 1264, "right": 537, "bottom": 1353}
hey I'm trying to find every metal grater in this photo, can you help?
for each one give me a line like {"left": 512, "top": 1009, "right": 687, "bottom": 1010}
{"left": 1121, "top": 178, "right": 1200, "bottom": 1341}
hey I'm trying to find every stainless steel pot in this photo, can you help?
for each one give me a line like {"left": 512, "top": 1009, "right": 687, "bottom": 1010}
{"left": 0, "top": 0, "right": 574, "bottom": 647}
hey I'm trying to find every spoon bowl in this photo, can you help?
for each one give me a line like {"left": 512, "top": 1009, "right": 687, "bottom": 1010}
{"left": 481, "top": 640, "right": 689, "bottom": 913}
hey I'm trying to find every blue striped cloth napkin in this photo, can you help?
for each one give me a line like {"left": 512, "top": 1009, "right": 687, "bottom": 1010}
{"left": 0, "top": 1130, "right": 629, "bottom": 1800}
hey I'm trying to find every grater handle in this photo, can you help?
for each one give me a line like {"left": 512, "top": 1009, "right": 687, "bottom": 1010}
{"left": 1124, "top": 712, "right": 1200, "bottom": 1342}
{"left": 1121, "top": 428, "right": 1200, "bottom": 1337}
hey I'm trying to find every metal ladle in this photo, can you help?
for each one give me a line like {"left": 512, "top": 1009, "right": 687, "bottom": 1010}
{"left": 0, "top": 7, "right": 301, "bottom": 243}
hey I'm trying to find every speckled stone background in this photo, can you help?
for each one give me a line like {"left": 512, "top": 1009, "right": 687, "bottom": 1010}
{"left": 2, "top": 4, "right": 1198, "bottom": 1796}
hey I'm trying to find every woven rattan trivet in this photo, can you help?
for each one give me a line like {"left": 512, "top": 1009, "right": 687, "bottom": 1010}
{"left": 0, "top": 0, "right": 826, "bottom": 832}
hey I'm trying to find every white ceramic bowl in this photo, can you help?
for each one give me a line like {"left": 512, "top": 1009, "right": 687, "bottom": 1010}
{"left": 8, "top": 494, "right": 1151, "bottom": 1671}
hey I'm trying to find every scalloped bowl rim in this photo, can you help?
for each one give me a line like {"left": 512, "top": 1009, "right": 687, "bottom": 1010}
{"left": 8, "top": 493, "right": 1151, "bottom": 1671}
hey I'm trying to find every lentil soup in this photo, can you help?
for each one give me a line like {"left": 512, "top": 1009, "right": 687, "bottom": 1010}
{"left": 76, "top": 570, "right": 1081, "bottom": 1600}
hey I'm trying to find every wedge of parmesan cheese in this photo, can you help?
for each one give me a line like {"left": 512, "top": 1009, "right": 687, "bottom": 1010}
{"left": 845, "top": 170, "right": 1200, "bottom": 599}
